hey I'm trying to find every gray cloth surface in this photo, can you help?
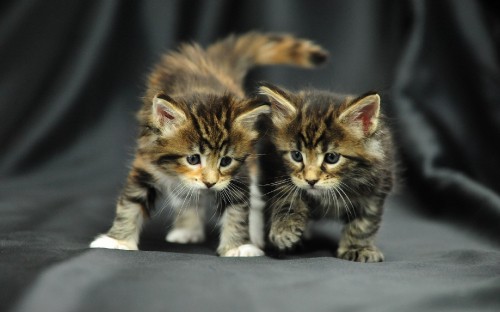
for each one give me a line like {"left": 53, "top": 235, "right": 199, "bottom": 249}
{"left": 4, "top": 193, "right": 500, "bottom": 312}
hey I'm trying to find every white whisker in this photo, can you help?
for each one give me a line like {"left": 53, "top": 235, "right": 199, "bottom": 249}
{"left": 337, "top": 184, "right": 356, "bottom": 219}
{"left": 286, "top": 185, "right": 300, "bottom": 218}
{"left": 334, "top": 187, "right": 351, "bottom": 222}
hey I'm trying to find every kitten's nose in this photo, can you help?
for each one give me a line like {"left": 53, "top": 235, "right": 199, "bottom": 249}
{"left": 204, "top": 181, "right": 216, "bottom": 189}
{"left": 306, "top": 179, "right": 318, "bottom": 186}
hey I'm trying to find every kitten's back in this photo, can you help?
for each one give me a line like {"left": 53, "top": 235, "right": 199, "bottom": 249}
{"left": 145, "top": 32, "right": 328, "bottom": 101}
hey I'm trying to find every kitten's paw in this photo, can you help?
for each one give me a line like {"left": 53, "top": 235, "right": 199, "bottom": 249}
{"left": 220, "top": 244, "right": 265, "bottom": 257}
{"left": 166, "top": 228, "right": 205, "bottom": 244}
{"left": 269, "top": 223, "right": 304, "bottom": 250}
{"left": 337, "top": 245, "right": 384, "bottom": 263}
{"left": 89, "top": 235, "right": 138, "bottom": 250}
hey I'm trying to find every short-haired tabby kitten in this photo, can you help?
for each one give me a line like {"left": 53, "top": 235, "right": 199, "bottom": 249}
{"left": 90, "top": 32, "right": 328, "bottom": 256}
{"left": 258, "top": 83, "right": 394, "bottom": 262}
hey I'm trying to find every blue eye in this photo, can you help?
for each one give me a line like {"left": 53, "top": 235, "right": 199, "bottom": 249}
{"left": 291, "top": 151, "right": 303, "bottom": 162}
{"left": 220, "top": 156, "right": 232, "bottom": 167}
{"left": 186, "top": 154, "right": 201, "bottom": 165}
{"left": 324, "top": 153, "right": 340, "bottom": 164}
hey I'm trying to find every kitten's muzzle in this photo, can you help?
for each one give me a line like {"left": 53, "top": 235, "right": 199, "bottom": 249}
{"left": 305, "top": 179, "right": 318, "bottom": 187}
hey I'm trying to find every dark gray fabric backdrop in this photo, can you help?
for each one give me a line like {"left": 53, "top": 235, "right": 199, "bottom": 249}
{"left": 1, "top": 1, "right": 499, "bottom": 311}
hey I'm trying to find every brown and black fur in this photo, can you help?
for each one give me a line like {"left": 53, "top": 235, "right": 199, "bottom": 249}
{"left": 90, "top": 32, "right": 328, "bottom": 256}
{"left": 258, "top": 84, "right": 395, "bottom": 262}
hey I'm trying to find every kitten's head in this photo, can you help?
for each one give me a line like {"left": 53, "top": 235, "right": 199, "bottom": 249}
{"left": 139, "top": 92, "right": 269, "bottom": 191}
{"left": 259, "top": 83, "right": 387, "bottom": 195}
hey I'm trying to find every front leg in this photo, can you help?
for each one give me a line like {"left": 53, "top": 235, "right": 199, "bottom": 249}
{"left": 268, "top": 198, "right": 309, "bottom": 251}
{"left": 166, "top": 200, "right": 205, "bottom": 244}
{"left": 337, "top": 200, "right": 384, "bottom": 262}
{"left": 90, "top": 166, "right": 156, "bottom": 250}
{"left": 217, "top": 201, "right": 264, "bottom": 257}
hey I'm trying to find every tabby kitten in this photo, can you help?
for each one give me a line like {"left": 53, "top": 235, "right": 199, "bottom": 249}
{"left": 258, "top": 83, "right": 394, "bottom": 262}
{"left": 90, "top": 32, "right": 328, "bottom": 256}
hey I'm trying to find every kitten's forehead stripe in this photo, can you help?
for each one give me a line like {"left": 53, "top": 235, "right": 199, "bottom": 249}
{"left": 296, "top": 133, "right": 306, "bottom": 150}
{"left": 220, "top": 139, "right": 229, "bottom": 155}
{"left": 200, "top": 139, "right": 214, "bottom": 154}
{"left": 297, "top": 117, "right": 328, "bottom": 151}
{"left": 300, "top": 129, "right": 309, "bottom": 148}
{"left": 324, "top": 113, "right": 333, "bottom": 129}
{"left": 190, "top": 102, "right": 234, "bottom": 156}
{"left": 313, "top": 132, "right": 327, "bottom": 152}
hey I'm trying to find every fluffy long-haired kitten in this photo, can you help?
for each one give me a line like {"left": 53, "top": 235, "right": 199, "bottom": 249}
{"left": 257, "top": 83, "right": 394, "bottom": 262}
{"left": 90, "top": 32, "right": 328, "bottom": 256}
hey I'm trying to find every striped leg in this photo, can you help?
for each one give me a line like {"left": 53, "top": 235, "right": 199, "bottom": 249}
{"left": 90, "top": 166, "right": 155, "bottom": 250}
{"left": 218, "top": 203, "right": 264, "bottom": 257}
{"left": 337, "top": 205, "right": 384, "bottom": 262}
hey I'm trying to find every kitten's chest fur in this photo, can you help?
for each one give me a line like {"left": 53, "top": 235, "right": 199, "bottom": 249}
{"left": 302, "top": 191, "right": 370, "bottom": 221}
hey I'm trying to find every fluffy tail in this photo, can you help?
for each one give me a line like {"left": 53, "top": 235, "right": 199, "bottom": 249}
{"left": 207, "top": 32, "right": 328, "bottom": 83}
{"left": 147, "top": 32, "right": 328, "bottom": 98}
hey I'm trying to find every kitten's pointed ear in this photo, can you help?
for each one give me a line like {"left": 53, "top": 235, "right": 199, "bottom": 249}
{"left": 234, "top": 102, "right": 271, "bottom": 128}
{"left": 258, "top": 82, "right": 296, "bottom": 126}
{"left": 152, "top": 93, "right": 187, "bottom": 130}
{"left": 338, "top": 93, "right": 381, "bottom": 137}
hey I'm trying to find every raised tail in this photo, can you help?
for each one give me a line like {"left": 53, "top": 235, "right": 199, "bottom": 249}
{"left": 146, "top": 32, "right": 328, "bottom": 98}
{"left": 206, "top": 32, "right": 328, "bottom": 83}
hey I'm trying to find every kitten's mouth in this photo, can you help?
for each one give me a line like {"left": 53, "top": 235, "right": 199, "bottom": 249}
{"left": 306, "top": 187, "right": 322, "bottom": 194}
{"left": 293, "top": 182, "right": 321, "bottom": 192}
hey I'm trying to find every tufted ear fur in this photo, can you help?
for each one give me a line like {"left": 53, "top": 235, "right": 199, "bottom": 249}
{"left": 234, "top": 103, "right": 271, "bottom": 128}
{"left": 338, "top": 93, "right": 380, "bottom": 137}
{"left": 152, "top": 93, "right": 187, "bottom": 132}
{"left": 258, "top": 82, "right": 296, "bottom": 127}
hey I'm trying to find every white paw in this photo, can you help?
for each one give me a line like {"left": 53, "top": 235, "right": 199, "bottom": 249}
{"left": 221, "top": 244, "right": 265, "bottom": 257}
{"left": 166, "top": 228, "right": 205, "bottom": 244}
{"left": 89, "top": 235, "right": 138, "bottom": 250}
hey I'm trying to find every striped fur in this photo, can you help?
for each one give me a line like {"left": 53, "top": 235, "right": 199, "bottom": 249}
{"left": 90, "top": 32, "right": 328, "bottom": 256}
{"left": 258, "top": 84, "right": 395, "bottom": 262}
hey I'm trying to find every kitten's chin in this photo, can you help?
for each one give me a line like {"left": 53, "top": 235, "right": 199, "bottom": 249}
{"left": 305, "top": 188, "right": 324, "bottom": 196}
